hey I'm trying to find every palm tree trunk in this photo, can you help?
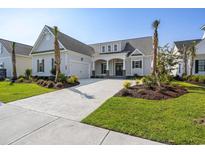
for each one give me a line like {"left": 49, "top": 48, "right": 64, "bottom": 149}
{"left": 54, "top": 26, "right": 61, "bottom": 83}
{"left": 12, "top": 42, "right": 17, "bottom": 80}
{"left": 152, "top": 30, "right": 158, "bottom": 75}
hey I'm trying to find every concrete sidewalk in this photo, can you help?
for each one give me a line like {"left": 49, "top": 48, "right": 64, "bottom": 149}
{"left": 0, "top": 104, "right": 162, "bottom": 145}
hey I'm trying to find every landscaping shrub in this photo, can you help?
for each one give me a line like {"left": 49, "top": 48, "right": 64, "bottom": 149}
{"left": 123, "top": 80, "right": 131, "bottom": 89}
{"left": 46, "top": 80, "right": 55, "bottom": 88}
{"left": 142, "top": 75, "right": 157, "bottom": 88}
{"left": 67, "top": 76, "right": 75, "bottom": 84}
{"left": 16, "top": 77, "right": 24, "bottom": 83}
{"left": 135, "top": 79, "right": 140, "bottom": 85}
{"left": 71, "top": 75, "right": 79, "bottom": 83}
{"left": 25, "top": 69, "right": 32, "bottom": 80}
{"left": 67, "top": 75, "right": 79, "bottom": 84}
{"left": 37, "top": 79, "right": 44, "bottom": 85}
{"left": 199, "top": 75, "right": 205, "bottom": 83}
{"left": 18, "top": 75, "right": 25, "bottom": 79}
{"left": 55, "top": 82, "right": 64, "bottom": 89}
{"left": 182, "top": 73, "right": 189, "bottom": 81}
{"left": 58, "top": 73, "right": 67, "bottom": 83}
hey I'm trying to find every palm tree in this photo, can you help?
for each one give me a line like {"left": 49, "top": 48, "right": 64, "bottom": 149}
{"left": 11, "top": 42, "right": 17, "bottom": 80}
{"left": 188, "top": 41, "right": 197, "bottom": 76}
{"left": 54, "top": 26, "right": 61, "bottom": 82}
{"left": 152, "top": 20, "right": 160, "bottom": 75}
{"left": 182, "top": 44, "right": 188, "bottom": 76}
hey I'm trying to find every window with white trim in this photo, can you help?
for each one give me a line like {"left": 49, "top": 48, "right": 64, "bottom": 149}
{"left": 198, "top": 60, "right": 205, "bottom": 72}
{"left": 37, "top": 59, "right": 45, "bottom": 72}
{"left": 102, "top": 46, "right": 105, "bottom": 52}
{"left": 108, "top": 45, "right": 111, "bottom": 52}
{"left": 114, "top": 44, "right": 118, "bottom": 51}
{"left": 132, "top": 60, "right": 142, "bottom": 68}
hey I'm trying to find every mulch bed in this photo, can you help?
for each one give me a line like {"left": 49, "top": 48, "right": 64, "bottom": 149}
{"left": 115, "top": 84, "right": 188, "bottom": 100}
{"left": 63, "top": 82, "right": 80, "bottom": 88}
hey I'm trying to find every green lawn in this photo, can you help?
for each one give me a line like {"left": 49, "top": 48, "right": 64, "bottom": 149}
{"left": 0, "top": 82, "right": 55, "bottom": 103}
{"left": 82, "top": 82, "right": 205, "bottom": 144}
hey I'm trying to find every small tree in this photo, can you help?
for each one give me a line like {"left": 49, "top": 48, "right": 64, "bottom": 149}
{"left": 11, "top": 42, "right": 17, "bottom": 80}
{"left": 188, "top": 41, "right": 197, "bottom": 76}
{"left": 157, "top": 45, "right": 180, "bottom": 83}
{"left": 25, "top": 69, "right": 32, "bottom": 80}
{"left": 54, "top": 26, "right": 61, "bottom": 82}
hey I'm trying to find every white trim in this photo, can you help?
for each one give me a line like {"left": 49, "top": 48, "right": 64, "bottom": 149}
{"left": 130, "top": 48, "right": 145, "bottom": 56}
{"left": 31, "top": 50, "right": 67, "bottom": 56}
{"left": 45, "top": 26, "right": 66, "bottom": 50}
{"left": 31, "top": 25, "right": 66, "bottom": 55}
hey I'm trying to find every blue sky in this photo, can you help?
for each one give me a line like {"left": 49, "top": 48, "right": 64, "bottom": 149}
{"left": 0, "top": 9, "right": 204, "bottom": 46}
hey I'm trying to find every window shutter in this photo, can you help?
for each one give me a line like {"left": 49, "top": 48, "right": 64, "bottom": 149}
{"left": 140, "top": 61, "right": 142, "bottom": 68}
{"left": 132, "top": 61, "right": 135, "bottom": 68}
{"left": 195, "top": 60, "right": 198, "bottom": 74}
{"left": 42, "top": 59, "right": 44, "bottom": 72}
{"left": 37, "top": 60, "right": 39, "bottom": 72}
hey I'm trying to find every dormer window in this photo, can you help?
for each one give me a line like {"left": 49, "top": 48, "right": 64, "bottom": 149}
{"left": 108, "top": 45, "right": 111, "bottom": 52}
{"left": 102, "top": 46, "right": 105, "bottom": 52}
{"left": 114, "top": 44, "right": 118, "bottom": 51}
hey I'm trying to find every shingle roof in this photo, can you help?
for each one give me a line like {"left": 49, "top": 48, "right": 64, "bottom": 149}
{"left": 122, "top": 36, "right": 153, "bottom": 56}
{"left": 0, "top": 38, "right": 32, "bottom": 56}
{"left": 46, "top": 26, "right": 94, "bottom": 56}
{"left": 174, "top": 39, "right": 202, "bottom": 52}
{"left": 90, "top": 36, "right": 153, "bottom": 56}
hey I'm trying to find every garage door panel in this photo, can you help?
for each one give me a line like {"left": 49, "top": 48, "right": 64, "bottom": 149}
{"left": 70, "top": 61, "right": 89, "bottom": 79}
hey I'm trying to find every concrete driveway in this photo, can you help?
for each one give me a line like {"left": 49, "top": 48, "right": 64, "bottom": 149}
{"left": 10, "top": 79, "right": 124, "bottom": 121}
{"left": 0, "top": 79, "right": 163, "bottom": 145}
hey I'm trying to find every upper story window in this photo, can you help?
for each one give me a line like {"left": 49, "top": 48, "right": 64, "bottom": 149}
{"left": 108, "top": 45, "right": 111, "bottom": 52}
{"left": 114, "top": 44, "right": 118, "bottom": 51}
{"left": 37, "top": 59, "right": 45, "bottom": 72}
{"left": 102, "top": 46, "right": 105, "bottom": 52}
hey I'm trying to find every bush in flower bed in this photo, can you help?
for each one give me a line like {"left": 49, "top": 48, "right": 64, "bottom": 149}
{"left": 36, "top": 74, "right": 79, "bottom": 89}
{"left": 185, "top": 75, "right": 205, "bottom": 84}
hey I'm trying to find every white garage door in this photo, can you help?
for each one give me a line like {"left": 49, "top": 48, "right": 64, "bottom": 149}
{"left": 70, "top": 61, "right": 90, "bottom": 79}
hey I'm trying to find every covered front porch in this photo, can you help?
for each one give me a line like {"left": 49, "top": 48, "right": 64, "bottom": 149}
{"left": 92, "top": 58, "right": 126, "bottom": 78}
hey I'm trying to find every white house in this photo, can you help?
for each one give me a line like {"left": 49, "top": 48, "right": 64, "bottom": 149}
{"left": 31, "top": 25, "right": 153, "bottom": 79}
{"left": 174, "top": 24, "right": 205, "bottom": 76}
{"left": 0, "top": 39, "right": 32, "bottom": 78}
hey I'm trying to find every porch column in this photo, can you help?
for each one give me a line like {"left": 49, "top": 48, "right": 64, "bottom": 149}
{"left": 106, "top": 60, "right": 109, "bottom": 77}
{"left": 92, "top": 61, "right": 95, "bottom": 77}
{"left": 123, "top": 59, "right": 126, "bottom": 76}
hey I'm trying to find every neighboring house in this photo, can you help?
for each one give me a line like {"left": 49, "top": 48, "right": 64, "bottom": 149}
{"left": 31, "top": 25, "right": 153, "bottom": 79}
{"left": 174, "top": 25, "right": 205, "bottom": 76}
{"left": 0, "top": 39, "right": 32, "bottom": 78}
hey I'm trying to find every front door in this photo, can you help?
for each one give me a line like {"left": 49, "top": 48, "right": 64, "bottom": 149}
{"left": 115, "top": 63, "right": 123, "bottom": 76}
